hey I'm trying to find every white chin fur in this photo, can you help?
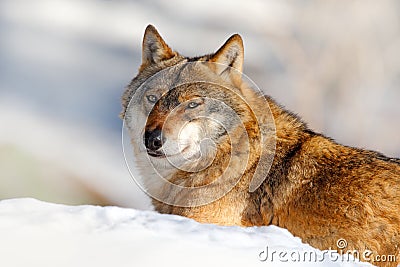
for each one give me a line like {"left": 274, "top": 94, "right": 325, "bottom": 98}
{"left": 178, "top": 122, "right": 202, "bottom": 149}
{"left": 162, "top": 122, "right": 202, "bottom": 155}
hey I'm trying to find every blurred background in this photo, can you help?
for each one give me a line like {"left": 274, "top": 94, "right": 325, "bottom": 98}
{"left": 1, "top": 0, "right": 399, "bottom": 209}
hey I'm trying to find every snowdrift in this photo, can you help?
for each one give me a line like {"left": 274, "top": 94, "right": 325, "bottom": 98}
{"left": 0, "top": 198, "right": 372, "bottom": 267}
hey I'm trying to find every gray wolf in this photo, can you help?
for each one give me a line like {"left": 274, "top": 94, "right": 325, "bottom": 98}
{"left": 121, "top": 25, "right": 400, "bottom": 266}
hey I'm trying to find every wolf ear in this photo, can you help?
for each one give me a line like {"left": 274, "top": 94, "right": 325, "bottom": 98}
{"left": 141, "top": 25, "right": 176, "bottom": 68}
{"left": 209, "top": 34, "right": 244, "bottom": 75}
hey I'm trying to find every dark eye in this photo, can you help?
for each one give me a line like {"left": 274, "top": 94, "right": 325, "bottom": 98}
{"left": 187, "top": 102, "right": 200, "bottom": 109}
{"left": 146, "top": 95, "right": 157, "bottom": 103}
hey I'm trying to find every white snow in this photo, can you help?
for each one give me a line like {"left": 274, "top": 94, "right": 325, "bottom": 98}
{"left": 0, "top": 198, "right": 372, "bottom": 267}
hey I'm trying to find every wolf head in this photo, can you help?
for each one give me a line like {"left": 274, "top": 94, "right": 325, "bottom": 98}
{"left": 122, "top": 26, "right": 275, "bottom": 204}
{"left": 122, "top": 25, "right": 255, "bottom": 166}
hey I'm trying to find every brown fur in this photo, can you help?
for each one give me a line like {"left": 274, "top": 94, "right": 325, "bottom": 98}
{"left": 122, "top": 25, "right": 400, "bottom": 266}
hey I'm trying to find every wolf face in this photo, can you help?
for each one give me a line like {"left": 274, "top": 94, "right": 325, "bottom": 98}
{"left": 122, "top": 25, "right": 262, "bottom": 174}
{"left": 143, "top": 82, "right": 254, "bottom": 172}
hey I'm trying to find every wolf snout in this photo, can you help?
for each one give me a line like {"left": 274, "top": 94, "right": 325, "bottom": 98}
{"left": 144, "top": 129, "right": 164, "bottom": 153}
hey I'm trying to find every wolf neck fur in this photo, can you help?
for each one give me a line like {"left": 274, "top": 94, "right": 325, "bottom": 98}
{"left": 265, "top": 98, "right": 312, "bottom": 198}
{"left": 239, "top": 85, "right": 312, "bottom": 204}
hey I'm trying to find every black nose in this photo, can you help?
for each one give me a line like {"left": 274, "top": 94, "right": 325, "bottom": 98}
{"left": 144, "top": 129, "right": 164, "bottom": 151}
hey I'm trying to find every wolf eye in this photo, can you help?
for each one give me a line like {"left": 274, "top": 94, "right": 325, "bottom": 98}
{"left": 187, "top": 102, "right": 200, "bottom": 109}
{"left": 146, "top": 95, "right": 157, "bottom": 103}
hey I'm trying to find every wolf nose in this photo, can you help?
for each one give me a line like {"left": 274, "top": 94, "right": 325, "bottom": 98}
{"left": 144, "top": 129, "right": 164, "bottom": 151}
